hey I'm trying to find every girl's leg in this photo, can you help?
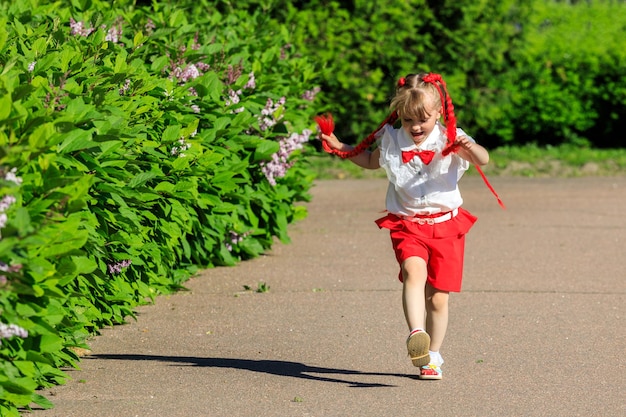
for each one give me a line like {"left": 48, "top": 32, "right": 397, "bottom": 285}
{"left": 425, "top": 284, "right": 450, "bottom": 352}
{"left": 401, "top": 256, "right": 428, "bottom": 331}
{"left": 402, "top": 256, "right": 431, "bottom": 367}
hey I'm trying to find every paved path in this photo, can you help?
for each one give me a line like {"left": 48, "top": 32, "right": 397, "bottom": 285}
{"left": 33, "top": 177, "right": 625, "bottom": 417}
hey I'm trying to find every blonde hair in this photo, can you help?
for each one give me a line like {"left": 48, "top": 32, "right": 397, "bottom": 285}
{"left": 390, "top": 73, "right": 442, "bottom": 120}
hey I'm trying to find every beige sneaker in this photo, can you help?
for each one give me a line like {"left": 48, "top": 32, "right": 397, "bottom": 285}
{"left": 406, "top": 330, "right": 430, "bottom": 367}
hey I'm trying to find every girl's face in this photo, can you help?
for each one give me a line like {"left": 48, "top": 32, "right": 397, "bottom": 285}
{"left": 400, "top": 106, "right": 441, "bottom": 146}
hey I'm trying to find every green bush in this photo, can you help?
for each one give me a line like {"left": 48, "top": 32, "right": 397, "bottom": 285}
{"left": 495, "top": 1, "right": 626, "bottom": 148}
{"left": 231, "top": 0, "right": 626, "bottom": 149}
{"left": 0, "top": 0, "right": 319, "bottom": 414}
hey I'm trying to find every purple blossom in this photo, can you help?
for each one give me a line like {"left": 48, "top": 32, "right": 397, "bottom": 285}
{"left": 145, "top": 19, "right": 156, "bottom": 34}
{"left": 107, "top": 259, "right": 132, "bottom": 275}
{"left": 0, "top": 195, "right": 16, "bottom": 237}
{"left": 258, "top": 97, "right": 286, "bottom": 131}
{"left": 226, "top": 65, "right": 242, "bottom": 85}
{"left": 119, "top": 79, "right": 131, "bottom": 95}
{"left": 0, "top": 262, "right": 21, "bottom": 285}
{"left": 225, "top": 231, "right": 251, "bottom": 252}
{"left": 4, "top": 168, "right": 22, "bottom": 185}
{"left": 0, "top": 322, "right": 28, "bottom": 345}
{"left": 244, "top": 72, "right": 256, "bottom": 90}
{"left": 261, "top": 129, "right": 312, "bottom": 185}
{"left": 196, "top": 62, "right": 210, "bottom": 72}
{"left": 191, "top": 32, "right": 201, "bottom": 50}
{"left": 70, "top": 18, "right": 95, "bottom": 37}
{"left": 225, "top": 89, "right": 244, "bottom": 113}
{"left": 170, "top": 63, "right": 203, "bottom": 83}
{"left": 104, "top": 23, "right": 123, "bottom": 44}
{"left": 27, "top": 61, "right": 36, "bottom": 73}
{"left": 280, "top": 43, "right": 292, "bottom": 60}
{"left": 302, "top": 86, "right": 321, "bottom": 101}
{"left": 171, "top": 137, "right": 191, "bottom": 157}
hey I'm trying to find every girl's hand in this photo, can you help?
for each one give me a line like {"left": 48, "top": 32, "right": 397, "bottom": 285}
{"left": 320, "top": 132, "right": 344, "bottom": 151}
{"left": 454, "top": 135, "right": 474, "bottom": 151}
{"left": 454, "top": 135, "right": 490, "bottom": 166}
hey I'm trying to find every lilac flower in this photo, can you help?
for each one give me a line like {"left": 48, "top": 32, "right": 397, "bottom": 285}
{"left": 280, "top": 43, "right": 292, "bottom": 60}
{"left": 244, "top": 72, "right": 256, "bottom": 90}
{"left": 5, "top": 168, "right": 22, "bottom": 185}
{"left": 170, "top": 63, "right": 203, "bottom": 84}
{"left": 107, "top": 259, "right": 132, "bottom": 275}
{"left": 119, "top": 79, "right": 131, "bottom": 95}
{"left": 145, "top": 18, "right": 156, "bottom": 35}
{"left": 0, "top": 262, "right": 21, "bottom": 287}
{"left": 0, "top": 322, "right": 28, "bottom": 345}
{"left": 171, "top": 137, "right": 191, "bottom": 157}
{"left": 302, "top": 86, "right": 321, "bottom": 102}
{"left": 191, "top": 104, "right": 200, "bottom": 114}
{"left": 258, "top": 97, "right": 286, "bottom": 131}
{"left": 105, "top": 24, "right": 122, "bottom": 43}
{"left": 225, "top": 89, "right": 245, "bottom": 114}
{"left": 225, "top": 231, "right": 251, "bottom": 252}
{"left": 70, "top": 18, "right": 95, "bottom": 37}
{"left": 27, "top": 61, "right": 36, "bottom": 73}
{"left": 196, "top": 62, "right": 210, "bottom": 72}
{"left": 226, "top": 65, "right": 242, "bottom": 85}
{"left": 0, "top": 195, "right": 16, "bottom": 237}
{"left": 261, "top": 129, "right": 312, "bottom": 185}
{"left": 191, "top": 32, "right": 201, "bottom": 50}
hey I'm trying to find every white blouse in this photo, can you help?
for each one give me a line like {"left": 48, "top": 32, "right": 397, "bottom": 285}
{"left": 378, "top": 122, "right": 472, "bottom": 216}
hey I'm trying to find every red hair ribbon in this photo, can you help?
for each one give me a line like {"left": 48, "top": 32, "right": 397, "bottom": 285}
{"left": 314, "top": 113, "right": 335, "bottom": 135}
{"left": 424, "top": 73, "right": 505, "bottom": 209}
{"left": 397, "top": 77, "right": 406, "bottom": 87}
{"left": 315, "top": 112, "right": 398, "bottom": 158}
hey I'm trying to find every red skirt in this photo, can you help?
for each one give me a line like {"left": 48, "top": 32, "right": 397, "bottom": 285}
{"left": 375, "top": 207, "right": 477, "bottom": 292}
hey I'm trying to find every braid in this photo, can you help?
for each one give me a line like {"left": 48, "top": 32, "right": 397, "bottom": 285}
{"left": 320, "top": 111, "right": 398, "bottom": 159}
{"left": 422, "top": 73, "right": 459, "bottom": 155}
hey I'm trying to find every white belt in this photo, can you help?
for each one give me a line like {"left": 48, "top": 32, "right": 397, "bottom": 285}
{"left": 402, "top": 208, "right": 458, "bottom": 225}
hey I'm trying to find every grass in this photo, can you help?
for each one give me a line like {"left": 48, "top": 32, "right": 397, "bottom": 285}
{"left": 306, "top": 144, "right": 626, "bottom": 179}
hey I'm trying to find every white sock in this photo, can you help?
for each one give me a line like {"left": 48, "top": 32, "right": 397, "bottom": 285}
{"left": 429, "top": 350, "right": 444, "bottom": 366}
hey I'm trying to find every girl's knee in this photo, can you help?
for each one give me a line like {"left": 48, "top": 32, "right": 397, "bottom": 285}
{"left": 401, "top": 257, "right": 427, "bottom": 284}
{"left": 427, "top": 290, "right": 449, "bottom": 311}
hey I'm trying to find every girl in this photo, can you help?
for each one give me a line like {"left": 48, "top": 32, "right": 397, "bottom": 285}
{"left": 319, "top": 73, "right": 490, "bottom": 380}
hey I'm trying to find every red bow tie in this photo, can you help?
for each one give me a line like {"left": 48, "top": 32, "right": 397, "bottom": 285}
{"left": 401, "top": 149, "right": 435, "bottom": 165}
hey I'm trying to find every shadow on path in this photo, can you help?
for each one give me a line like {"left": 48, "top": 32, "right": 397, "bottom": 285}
{"left": 92, "top": 354, "right": 416, "bottom": 388}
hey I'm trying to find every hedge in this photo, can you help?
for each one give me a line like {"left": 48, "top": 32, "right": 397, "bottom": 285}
{"left": 232, "top": 0, "right": 626, "bottom": 149}
{"left": 0, "top": 0, "right": 320, "bottom": 414}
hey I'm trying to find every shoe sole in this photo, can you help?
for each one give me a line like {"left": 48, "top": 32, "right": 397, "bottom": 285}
{"left": 407, "top": 332, "right": 430, "bottom": 367}
{"left": 418, "top": 373, "right": 442, "bottom": 380}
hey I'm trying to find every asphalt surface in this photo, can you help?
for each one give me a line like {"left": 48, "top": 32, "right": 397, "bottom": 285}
{"left": 30, "top": 176, "right": 626, "bottom": 417}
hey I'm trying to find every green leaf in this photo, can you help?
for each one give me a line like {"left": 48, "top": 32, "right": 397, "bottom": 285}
{"left": 31, "top": 393, "right": 55, "bottom": 409}
{"left": 72, "top": 256, "right": 98, "bottom": 274}
{"left": 127, "top": 171, "right": 158, "bottom": 188}
{"left": 253, "top": 140, "right": 280, "bottom": 161}
{"left": 0, "top": 92, "right": 12, "bottom": 120}
{"left": 162, "top": 125, "right": 181, "bottom": 142}
{"left": 39, "top": 334, "right": 64, "bottom": 353}
{"left": 56, "top": 129, "right": 96, "bottom": 153}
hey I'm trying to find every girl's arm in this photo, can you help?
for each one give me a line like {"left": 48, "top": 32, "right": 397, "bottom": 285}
{"left": 320, "top": 133, "right": 381, "bottom": 170}
{"left": 454, "top": 135, "right": 490, "bottom": 166}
